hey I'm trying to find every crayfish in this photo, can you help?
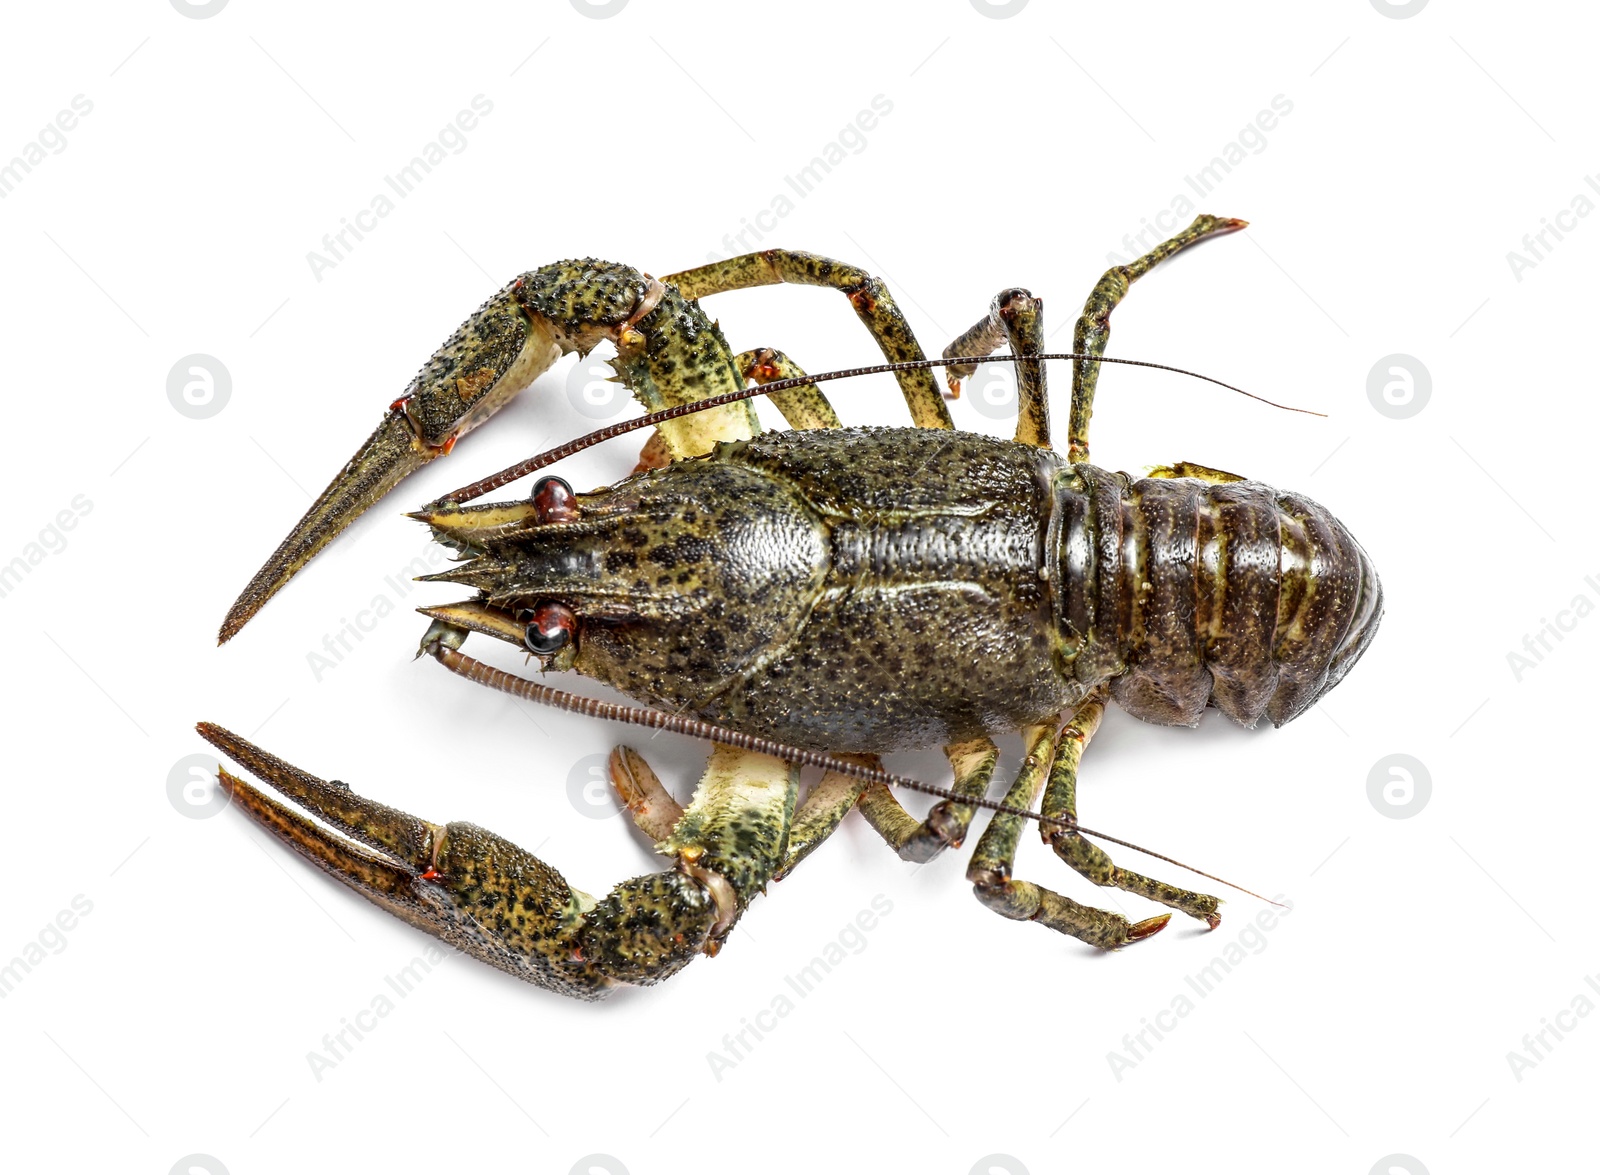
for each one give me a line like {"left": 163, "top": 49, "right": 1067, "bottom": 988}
{"left": 200, "top": 214, "right": 1380, "bottom": 1000}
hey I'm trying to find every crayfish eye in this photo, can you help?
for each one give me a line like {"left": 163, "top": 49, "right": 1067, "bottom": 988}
{"left": 532, "top": 476, "right": 578, "bottom": 523}
{"left": 523, "top": 601, "right": 577, "bottom": 654}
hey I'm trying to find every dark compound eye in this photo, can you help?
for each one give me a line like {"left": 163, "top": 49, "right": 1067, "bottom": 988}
{"left": 524, "top": 600, "right": 577, "bottom": 654}
{"left": 532, "top": 476, "right": 578, "bottom": 523}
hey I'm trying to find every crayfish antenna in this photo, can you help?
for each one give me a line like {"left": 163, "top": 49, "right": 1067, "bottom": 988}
{"left": 423, "top": 639, "right": 1285, "bottom": 910}
{"left": 1063, "top": 823, "right": 1288, "bottom": 907}
{"left": 442, "top": 351, "right": 1323, "bottom": 505}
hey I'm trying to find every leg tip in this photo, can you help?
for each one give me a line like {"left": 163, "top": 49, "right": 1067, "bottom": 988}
{"left": 1126, "top": 912, "right": 1172, "bottom": 943}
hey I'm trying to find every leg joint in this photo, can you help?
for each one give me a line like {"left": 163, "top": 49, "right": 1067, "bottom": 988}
{"left": 996, "top": 287, "right": 1039, "bottom": 320}
{"left": 971, "top": 877, "right": 1040, "bottom": 921}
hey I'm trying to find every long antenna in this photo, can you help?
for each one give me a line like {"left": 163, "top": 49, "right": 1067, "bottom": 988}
{"left": 440, "top": 352, "right": 1323, "bottom": 505}
{"left": 428, "top": 641, "right": 1284, "bottom": 906}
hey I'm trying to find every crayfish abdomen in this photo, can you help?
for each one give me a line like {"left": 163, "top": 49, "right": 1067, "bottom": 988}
{"left": 1062, "top": 461, "right": 1382, "bottom": 730}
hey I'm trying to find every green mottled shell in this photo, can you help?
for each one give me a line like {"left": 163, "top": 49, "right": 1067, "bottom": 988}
{"left": 461, "top": 427, "right": 1381, "bottom": 751}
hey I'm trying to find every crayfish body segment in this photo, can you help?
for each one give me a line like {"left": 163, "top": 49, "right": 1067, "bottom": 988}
{"left": 207, "top": 214, "right": 1380, "bottom": 999}
{"left": 414, "top": 426, "right": 1379, "bottom": 752}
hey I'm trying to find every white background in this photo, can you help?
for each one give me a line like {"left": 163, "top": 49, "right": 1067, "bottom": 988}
{"left": 2, "top": 2, "right": 1593, "bottom": 1172}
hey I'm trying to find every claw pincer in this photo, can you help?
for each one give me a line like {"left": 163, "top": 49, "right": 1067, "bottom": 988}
{"left": 218, "top": 261, "right": 757, "bottom": 644}
{"left": 197, "top": 722, "right": 771, "bottom": 999}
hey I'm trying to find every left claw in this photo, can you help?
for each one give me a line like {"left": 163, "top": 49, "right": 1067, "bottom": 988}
{"left": 197, "top": 722, "right": 740, "bottom": 1000}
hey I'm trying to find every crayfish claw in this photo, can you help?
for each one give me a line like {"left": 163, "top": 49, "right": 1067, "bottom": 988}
{"left": 194, "top": 723, "right": 799, "bottom": 998}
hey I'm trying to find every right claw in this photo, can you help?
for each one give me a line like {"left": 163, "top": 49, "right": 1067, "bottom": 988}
{"left": 217, "top": 409, "right": 430, "bottom": 644}
{"left": 218, "top": 281, "right": 563, "bottom": 643}
{"left": 218, "top": 258, "right": 758, "bottom": 642}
